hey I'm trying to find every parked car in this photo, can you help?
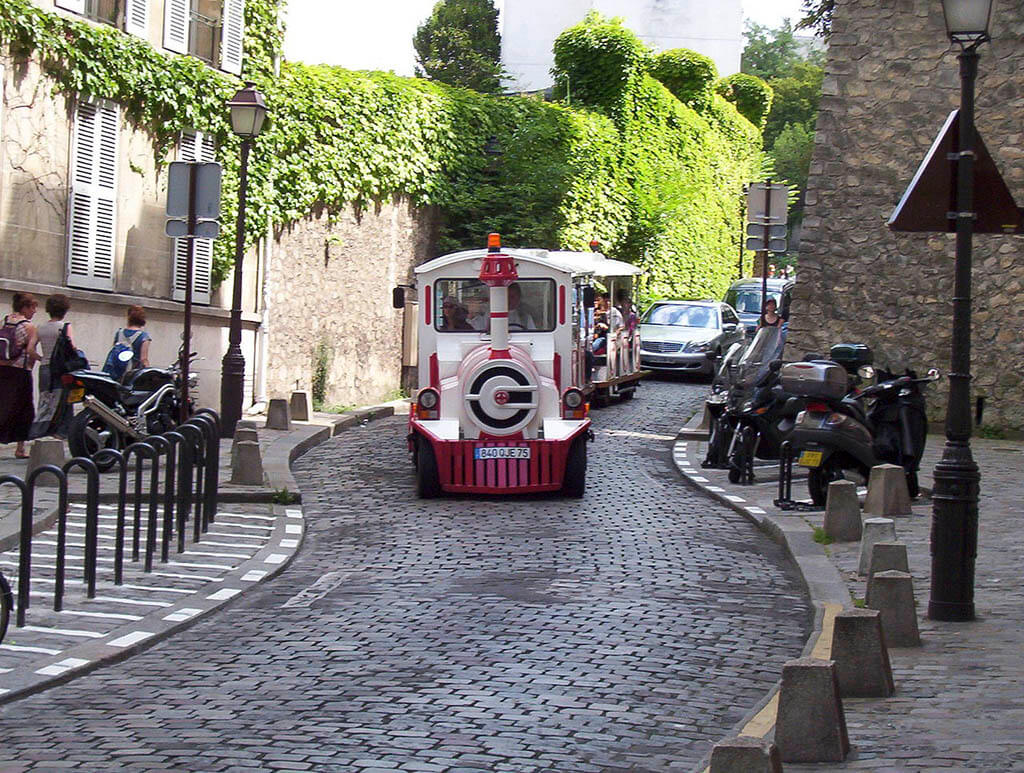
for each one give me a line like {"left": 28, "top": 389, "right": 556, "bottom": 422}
{"left": 724, "top": 278, "right": 794, "bottom": 338}
{"left": 639, "top": 300, "right": 746, "bottom": 376}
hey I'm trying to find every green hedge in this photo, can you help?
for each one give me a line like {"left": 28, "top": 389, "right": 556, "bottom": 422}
{"left": 2, "top": 2, "right": 763, "bottom": 303}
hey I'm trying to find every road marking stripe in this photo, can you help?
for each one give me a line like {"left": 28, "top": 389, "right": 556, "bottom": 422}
{"left": 58, "top": 610, "right": 143, "bottom": 621}
{"left": 1, "top": 643, "right": 62, "bottom": 655}
{"left": 22, "top": 625, "right": 105, "bottom": 639}
{"left": 163, "top": 607, "right": 202, "bottom": 622}
{"left": 207, "top": 588, "right": 241, "bottom": 601}
{"left": 107, "top": 631, "right": 152, "bottom": 648}
{"left": 92, "top": 596, "right": 172, "bottom": 608}
{"left": 35, "top": 657, "right": 89, "bottom": 676}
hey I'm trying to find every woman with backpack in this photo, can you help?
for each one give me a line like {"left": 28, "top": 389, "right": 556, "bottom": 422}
{"left": 103, "top": 305, "right": 151, "bottom": 378}
{"left": 30, "top": 294, "right": 81, "bottom": 440}
{"left": 0, "top": 292, "right": 41, "bottom": 458}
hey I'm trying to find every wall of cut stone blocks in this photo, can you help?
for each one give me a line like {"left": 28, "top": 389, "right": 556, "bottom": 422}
{"left": 792, "top": 0, "right": 1024, "bottom": 430}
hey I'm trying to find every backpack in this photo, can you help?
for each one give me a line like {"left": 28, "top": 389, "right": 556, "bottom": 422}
{"left": 0, "top": 316, "right": 26, "bottom": 362}
{"left": 102, "top": 328, "right": 144, "bottom": 380}
{"left": 49, "top": 323, "right": 89, "bottom": 388}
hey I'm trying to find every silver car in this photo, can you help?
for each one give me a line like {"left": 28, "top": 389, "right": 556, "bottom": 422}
{"left": 639, "top": 300, "right": 746, "bottom": 376}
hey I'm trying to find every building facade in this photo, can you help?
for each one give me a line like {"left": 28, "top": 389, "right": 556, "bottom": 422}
{"left": 501, "top": 0, "right": 743, "bottom": 93}
{"left": 791, "top": 0, "right": 1024, "bottom": 430}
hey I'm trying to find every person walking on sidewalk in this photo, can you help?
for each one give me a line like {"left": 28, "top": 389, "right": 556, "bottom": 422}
{"left": 30, "top": 294, "right": 79, "bottom": 439}
{"left": 0, "top": 292, "right": 41, "bottom": 458}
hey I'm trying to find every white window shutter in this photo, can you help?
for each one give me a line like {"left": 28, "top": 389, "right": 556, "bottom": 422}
{"left": 163, "top": 0, "right": 189, "bottom": 54}
{"left": 220, "top": 0, "right": 245, "bottom": 75}
{"left": 67, "top": 100, "right": 119, "bottom": 291}
{"left": 124, "top": 0, "right": 149, "bottom": 38}
{"left": 172, "top": 130, "right": 217, "bottom": 305}
{"left": 55, "top": 0, "right": 87, "bottom": 13}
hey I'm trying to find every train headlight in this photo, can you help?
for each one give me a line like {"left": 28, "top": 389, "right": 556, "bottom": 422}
{"left": 416, "top": 388, "right": 440, "bottom": 419}
{"left": 562, "top": 388, "right": 587, "bottom": 420}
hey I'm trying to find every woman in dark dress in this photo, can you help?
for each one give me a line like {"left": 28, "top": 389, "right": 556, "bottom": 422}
{"left": 0, "top": 292, "right": 41, "bottom": 458}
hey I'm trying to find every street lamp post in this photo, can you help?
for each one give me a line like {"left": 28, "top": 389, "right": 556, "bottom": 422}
{"left": 928, "top": 0, "right": 994, "bottom": 622}
{"left": 220, "top": 82, "right": 268, "bottom": 439}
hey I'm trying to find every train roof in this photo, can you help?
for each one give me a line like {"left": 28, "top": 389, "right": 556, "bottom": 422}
{"left": 414, "top": 248, "right": 643, "bottom": 278}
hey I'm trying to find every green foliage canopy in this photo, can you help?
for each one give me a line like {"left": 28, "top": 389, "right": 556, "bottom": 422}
{"left": 413, "top": 0, "right": 503, "bottom": 94}
{"left": 648, "top": 48, "right": 718, "bottom": 110}
{"left": 715, "top": 72, "right": 773, "bottom": 130}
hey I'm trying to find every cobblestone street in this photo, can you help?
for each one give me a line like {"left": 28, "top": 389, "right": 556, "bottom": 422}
{"left": 0, "top": 380, "right": 811, "bottom": 772}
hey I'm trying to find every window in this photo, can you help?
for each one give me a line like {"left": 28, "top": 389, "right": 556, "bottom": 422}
{"left": 171, "top": 130, "right": 217, "bottom": 305}
{"left": 54, "top": 0, "right": 149, "bottom": 37}
{"left": 642, "top": 304, "right": 719, "bottom": 329}
{"left": 722, "top": 307, "right": 739, "bottom": 325}
{"left": 164, "top": 0, "right": 244, "bottom": 74}
{"left": 67, "top": 99, "right": 120, "bottom": 291}
{"left": 433, "top": 279, "right": 556, "bottom": 333}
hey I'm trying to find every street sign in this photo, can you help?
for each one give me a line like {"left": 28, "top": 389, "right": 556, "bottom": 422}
{"left": 165, "top": 219, "right": 221, "bottom": 239}
{"left": 745, "top": 223, "right": 788, "bottom": 252}
{"left": 167, "top": 161, "right": 222, "bottom": 219}
{"left": 746, "top": 182, "right": 789, "bottom": 225}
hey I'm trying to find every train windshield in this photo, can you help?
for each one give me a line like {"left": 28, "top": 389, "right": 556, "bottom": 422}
{"left": 434, "top": 278, "right": 556, "bottom": 333}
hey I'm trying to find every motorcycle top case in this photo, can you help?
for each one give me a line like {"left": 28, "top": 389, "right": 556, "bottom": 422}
{"left": 829, "top": 342, "right": 873, "bottom": 372}
{"left": 780, "top": 361, "right": 848, "bottom": 401}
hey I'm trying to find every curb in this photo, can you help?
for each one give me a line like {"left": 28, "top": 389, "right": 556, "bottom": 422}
{"left": 671, "top": 411, "right": 850, "bottom": 770}
{"left": 0, "top": 402, "right": 401, "bottom": 705}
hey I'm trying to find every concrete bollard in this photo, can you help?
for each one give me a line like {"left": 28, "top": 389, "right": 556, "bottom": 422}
{"left": 289, "top": 391, "right": 312, "bottom": 422}
{"left": 775, "top": 657, "right": 850, "bottom": 763}
{"left": 863, "top": 463, "right": 912, "bottom": 517}
{"left": 868, "top": 541, "right": 910, "bottom": 579}
{"left": 866, "top": 570, "right": 921, "bottom": 647}
{"left": 858, "top": 517, "right": 896, "bottom": 575}
{"left": 823, "top": 479, "right": 862, "bottom": 542}
{"left": 265, "top": 398, "right": 291, "bottom": 431}
{"left": 710, "top": 735, "right": 783, "bottom": 773}
{"left": 230, "top": 440, "right": 265, "bottom": 486}
{"left": 830, "top": 608, "right": 895, "bottom": 698}
{"left": 27, "top": 439, "right": 67, "bottom": 487}
{"left": 231, "top": 427, "right": 259, "bottom": 469}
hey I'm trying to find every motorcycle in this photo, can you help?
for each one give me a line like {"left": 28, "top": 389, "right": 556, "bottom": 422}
{"left": 786, "top": 364, "right": 941, "bottom": 505}
{"left": 63, "top": 349, "right": 197, "bottom": 471}
{"left": 703, "top": 326, "right": 786, "bottom": 471}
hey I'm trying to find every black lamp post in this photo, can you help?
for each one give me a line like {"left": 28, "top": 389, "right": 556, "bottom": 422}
{"left": 220, "top": 82, "right": 268, "bottom": 438}
{"left": 928, "top": 0, "right": 994, "bottom": 622}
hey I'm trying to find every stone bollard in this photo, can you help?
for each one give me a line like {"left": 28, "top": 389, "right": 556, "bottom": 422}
{"left": 863, "top": 463, "right": 912, "bottom": 517}
{"left": 830, "top": 608, "right": 895, "bottom": 698}
{"left": 868, "top": 541, "right": 910, "bottom": 579}
{"left": 265, "top": 398, "right": 291, "bottom": 431}
{"left": 289, "top": 391, "right": 312, "bottom": 422}
{"left": 866, "top": 570, "right": 921, "bottom": 647}
{"left": 858, "top": 517, "right": 896, "bottom": 575}
{"left": 27, "top": 439, "right": 67, "bottom": 487}
{"left": 775, "top": 657, "right": 850, "bottom": 763}
{"left": 231, "top": 427, "right": 259, "bottom": 469}
{"left": 823, "top": 479, "right": 862, "bottom": 542}
{"left": 710, "top": 736, "right": 783, "bottom": 773}
{"left": 230, "top": 440, "right": 265, "bottom": 486}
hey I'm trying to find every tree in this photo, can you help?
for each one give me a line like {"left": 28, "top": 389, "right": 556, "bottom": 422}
{"left": 770, "top": 122, "right": 814, "bottom": 190}
{"left": 798, "top": 0, "right": 835, "bottom": 39}
{"left": 761, "top": 60, "right": 823, "bottom": 147}
{"left": 741, "top": 20, "right": 803, "bottom": 81}
{"left": 413, "top": 0, "right": 504, "bottom": 94}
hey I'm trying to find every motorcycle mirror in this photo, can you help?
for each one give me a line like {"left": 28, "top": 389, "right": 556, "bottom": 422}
{"left": 927, "top": 367, "right": 941, "bottom": 381}
{"left": 858, "top": 365, "right": 876, "bottom": 381}
{"left": 118, "top": 349, "right": 134, "bottom": 363}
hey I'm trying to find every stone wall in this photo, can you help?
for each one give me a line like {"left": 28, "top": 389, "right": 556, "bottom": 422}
{"left": 792, "top": 0, "right": 1024, "bottom": 431}
{"left": 264, "top": 198, "right": 438, "bottom": 410}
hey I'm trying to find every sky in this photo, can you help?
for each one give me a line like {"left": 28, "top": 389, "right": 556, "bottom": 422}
{"left": 282, "top": 0, "right": 809, "bottom": 76}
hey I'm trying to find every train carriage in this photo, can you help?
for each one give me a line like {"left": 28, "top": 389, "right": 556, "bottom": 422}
{"left": 396, "top": 234, "right": 645, "bottom": 498}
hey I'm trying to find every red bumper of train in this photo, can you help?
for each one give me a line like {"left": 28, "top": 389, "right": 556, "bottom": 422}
{"left": 411, "top": 423, "right": 590, "bottom": 494}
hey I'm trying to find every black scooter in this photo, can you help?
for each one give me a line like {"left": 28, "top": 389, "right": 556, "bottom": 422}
{"left": 789, "top": 367, "right": 941, "bottom": 505}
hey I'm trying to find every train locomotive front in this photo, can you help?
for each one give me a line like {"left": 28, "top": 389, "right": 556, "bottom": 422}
{"left": 405, "top": 235, "right": 592, "bottom": 498}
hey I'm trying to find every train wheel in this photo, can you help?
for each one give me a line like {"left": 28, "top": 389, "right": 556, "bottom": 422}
{"left": 415, "top": 436, "right": 441, "bottom": 499}
{"left": 562, "top": 438, "right": 587, "bottom": 498}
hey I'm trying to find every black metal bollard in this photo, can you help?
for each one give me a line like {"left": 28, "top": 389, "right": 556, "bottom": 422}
{"left": 62, "top": 458, "right": 99, "bottom": 598}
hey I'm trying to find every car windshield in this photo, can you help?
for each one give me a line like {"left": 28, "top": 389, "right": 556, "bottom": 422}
{"left": 643, "top": 304, "right": 719, "bottom": 329}
{"left": 733, "top": 289, "right": 781, "bottom": 314}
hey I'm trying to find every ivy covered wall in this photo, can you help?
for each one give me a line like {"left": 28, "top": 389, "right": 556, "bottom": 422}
{"left": 1, "top": 1, "right": 762, "bottom": 306}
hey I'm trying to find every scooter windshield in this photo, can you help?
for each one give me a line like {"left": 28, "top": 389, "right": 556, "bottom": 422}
{"left": 733, "top": 326, "right": 786, "bottom": 389}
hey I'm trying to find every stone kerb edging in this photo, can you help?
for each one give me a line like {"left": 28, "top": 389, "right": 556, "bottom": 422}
{"left": 261, "top": 404, "right": 398, "bottom": 498}
{"left": 0, "top": 505, "right": 306, "bottom": 706}
{"left": 673, "top": 412, "right": 852, "bottom": 773}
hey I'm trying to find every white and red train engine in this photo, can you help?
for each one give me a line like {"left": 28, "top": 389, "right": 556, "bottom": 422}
{"left": 401, "top": 234, "right": 595, "bottom": 498}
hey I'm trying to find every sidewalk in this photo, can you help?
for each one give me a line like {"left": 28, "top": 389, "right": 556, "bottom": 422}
{"left": 674, "top": 417, "right": 1024, "bottom": 771}
{"left": 0, "top": 402, "right": 399, "bottom": 704}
